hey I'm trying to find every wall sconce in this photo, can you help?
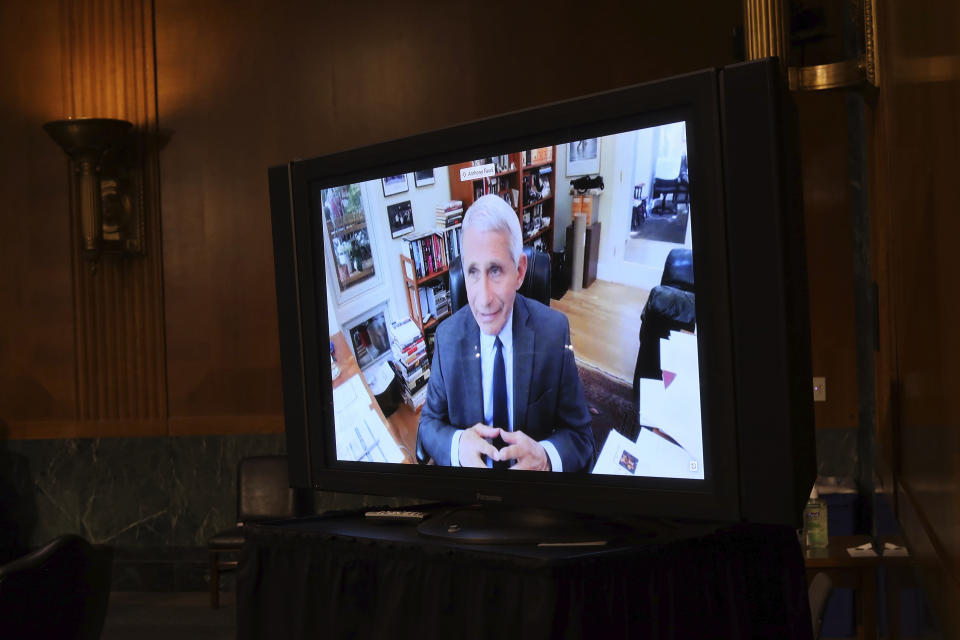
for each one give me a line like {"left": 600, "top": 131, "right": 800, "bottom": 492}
{"left": 44, "top": 117, "right": 145, "bottom": 260}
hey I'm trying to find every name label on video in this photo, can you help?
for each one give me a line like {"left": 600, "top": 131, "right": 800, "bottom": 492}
{"left": 460, "top": 164, "right": 496, "bottom": 181}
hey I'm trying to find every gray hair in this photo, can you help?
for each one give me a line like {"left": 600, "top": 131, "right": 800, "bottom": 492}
{"left": 462, "top": 194, "right": 523, "bottom": 266}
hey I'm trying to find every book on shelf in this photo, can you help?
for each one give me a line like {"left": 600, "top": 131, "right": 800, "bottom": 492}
{"left": 399, "top": 382, "right": 429, "bottom": 410}
{"left": 471, "top": 176, "right": 515, "bottom": 204}
{"left": 387, "top": 359, "right": 430, "bottom": 391}
{"left": 435, "top": 200, "right": 463, "bottom": 227}
{"left": 417, "top": 279, "right": 451, "bottom": 324}
{"left": 388, "top": 317, "right": 427, "bottom": 369}
{"left": 523, "top": 147, "right": 553, "bottom": 165}
{"left": 471, "top": 155, "right": 513, "bottom": 173}
{"left": 403, "top": 231, "right": 448, "bottom": 280}
{"left": 443, "top": 226, "right": 462, "bottom": 264}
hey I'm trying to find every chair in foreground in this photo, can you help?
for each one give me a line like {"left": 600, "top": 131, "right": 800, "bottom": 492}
{"left": 207, "top": 455, "right": 313, "bottom": 608}
{"left": 0, "top": 534, "right": 113, "bottom": 640}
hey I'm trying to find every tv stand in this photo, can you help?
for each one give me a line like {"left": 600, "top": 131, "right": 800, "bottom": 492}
{"left": 237, "top": 510, "right": 812, "bottom": 640}
{"left": 416, "top": 504, "right": 634, "bottom": 545}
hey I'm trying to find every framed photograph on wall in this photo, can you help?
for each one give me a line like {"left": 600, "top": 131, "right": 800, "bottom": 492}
{"left": 318, "top": 183, "right": 378, "bottom": 294}
{"left": 381, "top": 174, "right": 409, "bottom": 197}
{"left": 387, "top": 200, "right": 414, "bottom": 238}
{"left": 414, "top": 169, "right": 435, "bottom": 188}
{"left": 344, "top": 303, "right": 391, "bottom": 371}
{"left": 566, "top": 138, "right": 601, "bottom": 176}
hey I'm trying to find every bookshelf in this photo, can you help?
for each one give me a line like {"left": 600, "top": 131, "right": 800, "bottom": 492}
{"left": 447, "top": 146, "right": 556, "bottom": 255}
{"left": 401, "top": 255, "right": 450, "bottom": 332}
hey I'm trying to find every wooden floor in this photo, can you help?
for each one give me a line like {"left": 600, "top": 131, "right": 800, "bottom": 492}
{"left": 550, "top": 280, "right": 648, "bottom": 383}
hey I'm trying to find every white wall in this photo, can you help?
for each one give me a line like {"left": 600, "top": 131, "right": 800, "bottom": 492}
{"left": 593, "top": 123, "right": 692, "bottom": 292}
{"left": 326, "top": 168, "right": 455, "bottom": 342}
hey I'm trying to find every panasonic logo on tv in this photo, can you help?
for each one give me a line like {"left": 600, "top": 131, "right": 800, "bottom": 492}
{"left": 476, "top": 492, "right": 503, "bottom": 502}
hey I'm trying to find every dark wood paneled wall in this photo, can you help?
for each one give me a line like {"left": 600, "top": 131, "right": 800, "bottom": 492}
{"left": 796, "top": 90, "right": 859, "bottom": 429}
{"left": 62, "top": 0, "right": 167, "bottom": 433}
{"left": 872, "top": 0, "right": 960, "bottom": 632}
{"left": 1, "top": 0, "right": 862, "bottom": 443}
{"left": 152, "top": 0, "right": 743, "bottom": 435}
{"left": 0, "top": 2, "right": 78, "bottom": 432}
{"left": 0, "top": 0, "right": 166, "bottom": 439}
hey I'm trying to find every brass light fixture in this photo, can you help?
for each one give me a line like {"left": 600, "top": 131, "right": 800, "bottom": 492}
{"left": 44, "top": 117, "right": 145, "bottom": 260}
{"left": 743, "top": 0, "right": 879, "bottom": 91}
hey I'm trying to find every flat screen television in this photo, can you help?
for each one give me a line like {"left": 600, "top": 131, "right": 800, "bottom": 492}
{"left": 268, "top": 58, "right": 815, "bottom": 540}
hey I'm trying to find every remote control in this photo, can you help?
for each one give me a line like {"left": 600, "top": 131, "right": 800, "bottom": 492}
{"left": 364, "top": 510, "right": 427, "bottom": 523}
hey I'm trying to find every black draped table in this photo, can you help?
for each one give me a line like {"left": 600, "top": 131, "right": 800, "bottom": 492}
{"left": 237, "top": 509, "right": 812, "bottom": 640}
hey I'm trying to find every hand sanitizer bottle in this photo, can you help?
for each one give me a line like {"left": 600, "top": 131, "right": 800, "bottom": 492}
{"left": 803, "top": 487, "right": 829, "bottom": 548}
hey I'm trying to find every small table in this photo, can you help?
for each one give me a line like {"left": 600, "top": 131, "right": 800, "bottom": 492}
{"left": 804, "top": 535, "right": 911, "bottom": 640}
{"left": 238, "top": 514, "right": 814, "bottom": 640}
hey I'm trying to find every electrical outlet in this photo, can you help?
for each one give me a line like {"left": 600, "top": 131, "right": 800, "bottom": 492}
{"left": 812, "top": 377, "right": 826, "bottom": 402}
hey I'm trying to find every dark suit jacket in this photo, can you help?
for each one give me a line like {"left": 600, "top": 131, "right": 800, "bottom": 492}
{"left": 417, "top": 294, "right": 594, "bottom": 471}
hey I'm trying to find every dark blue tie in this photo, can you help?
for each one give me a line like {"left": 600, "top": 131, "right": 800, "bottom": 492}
{"left": 492, "top": 337, "right": 510, "bottom": 469}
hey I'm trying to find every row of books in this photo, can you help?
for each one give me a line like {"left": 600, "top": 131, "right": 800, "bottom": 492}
{"left": 472, "top": 178, "right": 520, "bottom": 209}
{"left": 399, "top": 381, "right": 429, "bottom": 411}
{"left": 523, "top": 147, "right": 553, "bottom": 166}
{"left": 443, "top": 226, "right": 462, "bottom": 264}
{"left": 418, "top": 280, "right": 450, "bottom": 325}
{"left": 388, "top": 317, "right": 427, "bottom": 372}
{"left": 404, "top": 231, "right": 449, "bottom": 280}
{"left": 387, "top": 358, "right": 430, "bottom": 410}
{"left": 435, "top": 200, "right": 463, "bottom": 227}
{"left": 386, "top": 317, "right": 430, "bottom": 410}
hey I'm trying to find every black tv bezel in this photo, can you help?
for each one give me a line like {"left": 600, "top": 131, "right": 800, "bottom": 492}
{"left": 272, "top": 67, "right": 748, "bottom": 522}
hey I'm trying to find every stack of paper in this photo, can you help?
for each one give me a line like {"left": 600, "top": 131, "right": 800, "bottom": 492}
{"left": 634, "top": 331, "right": 704, "bottom": 476}
{"left": 333, "top": 374, "right": 404, "bottom": 464}
{"left": 592, "top": 428, "right": 701, "bottom": 479}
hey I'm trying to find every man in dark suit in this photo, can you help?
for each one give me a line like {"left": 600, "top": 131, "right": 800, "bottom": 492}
{"left": 417, "top": 195, "right": 594, "bottom": 472}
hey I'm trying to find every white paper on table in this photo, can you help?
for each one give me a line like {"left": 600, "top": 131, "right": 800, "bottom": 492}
{"left": 660, "top": 331, "right": 699, "bottom": 375}
{"left": 638, "top": 377, "right": 704, "bottom": 466}
{"left": 592, "top": 428, "right": 702, "bottom": 479}
{"left": 635, "top": 427, "right": 703, "bottom": 479}
{"left": 847, "top": 543, "right": 878, "bottom": 557}
{"left": 332, "top": 374, "right": 404, "bottom": 463}
{"left": 592, "top": 429, "right": 645, "bottom": 476}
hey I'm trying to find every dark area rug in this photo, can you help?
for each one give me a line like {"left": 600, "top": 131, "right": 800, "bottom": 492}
{"left": 576, "top": 364, "right": 638, "bottom": 455}
{"left": 633, "top": 209, "right": 689, "bottom": 244}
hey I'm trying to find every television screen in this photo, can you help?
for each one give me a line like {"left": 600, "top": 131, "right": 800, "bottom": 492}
{"left": 270, "top": 59, "right": 815, "bottom": 529}
{"left": 320, "top": 120, "right": 705, "bottom": 484}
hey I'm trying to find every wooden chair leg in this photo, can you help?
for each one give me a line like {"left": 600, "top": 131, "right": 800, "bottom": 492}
{"left": 210, "top": 551, "right": 220, "bottom": 609}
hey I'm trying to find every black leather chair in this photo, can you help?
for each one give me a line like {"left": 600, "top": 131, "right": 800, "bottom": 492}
{"left": 633, "top": 248, "right": 696, "bottom": 393}
{"left": 207, "top": 455, "right": 312, "bottom": 608}
{"left": 0, "top": 534, "right": 112, "bottom": 640}
{"left": 448, "top": 245, "right": 552, "bottom": 313}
